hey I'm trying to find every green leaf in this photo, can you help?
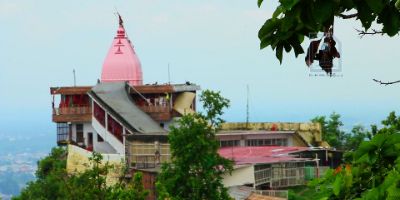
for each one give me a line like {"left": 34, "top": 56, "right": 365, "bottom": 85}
{"left": 333, "top": 175, "right": 343, "bottom": 196}
{"left": 258, "top": 0, "right": 264, "bottom": 8}
{"left": 290, "top": 36, "right": 304, "bottom": 57}
{"left": 276, "top": 44, "right": 284, "bottom": 64}
{"left": 312, "top": 0, "right": 335, "bottom": 24}
{"left": 273, "top": 6, "right": 284, "bottom": 18}
{"left": 279, "top": 0, "right": 300, "bottom": 11}
{"left": 396, "top": 0, "right": 400, "bottom": 10}
{"left": 284, "top": 43, "right": 292, "bottom": 52}
{"left": 354, "top": 141, "right": 376, "bottom": 158}
{"left": 379, "top": 6, "right": 400, "bottom": 36}
{"left": 356, "top": 153, "right": 370, "bottom": 164}
{"left": 356, "top": 1, "right": 376, "bottom": 30}
{"left": 365, "top": 0, "right": 385, "bottom": 14}
{"left": 260, "top": 37, "right": 273, "bottom": 49}
{"left": 258, "top": 19, "right": 278, "bottom": 40}
{"left": 281, "top": 16, "right": 295, "bottom": 32}
{"left": 341, "top": 0, "right": 355, "bottom": 10}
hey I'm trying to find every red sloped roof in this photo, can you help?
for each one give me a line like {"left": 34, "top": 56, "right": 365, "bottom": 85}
{"left": 218, "top": 146, "right": 310, "bottom": 165}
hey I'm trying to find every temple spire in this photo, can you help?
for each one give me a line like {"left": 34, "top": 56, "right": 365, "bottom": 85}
{"left": 101, "top": 14, "right": 143, "bottom": 86}
{"left": 118, "top": 13, "right": 124, "bottom": 27}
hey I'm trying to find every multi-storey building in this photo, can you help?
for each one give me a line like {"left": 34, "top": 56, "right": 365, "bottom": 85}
{"left": 49, "top": 15, "right": 338, "bottom": 200}
{"left": 50, "top": 15, "right": 199, "bottom": 170}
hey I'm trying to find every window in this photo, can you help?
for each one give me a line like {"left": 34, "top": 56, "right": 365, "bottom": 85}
{"left": 57, "top": 123, "right": 69, "bottom": 136}
{"left": 220, "top": 140, "right": 240, "bottom": 147}
{"left": 97, "top": 134, "right": 104, "bottom": 142}
{"left": 76, "top": 124, "right": 84, "bottom": 143}
{"left": 57, "top": 123, "right": 70, "bottom": 142}
{"left": 88, "top": 132, "right": 93, "bottom": 146}
{"left": 107, "top": 114, "right": 123, "bottom": 142}
{"left": 94, "top": 102, "right": 105, "bottom": 126}
{"left": 246, "top": 138, "right": 288, "bottom": 147}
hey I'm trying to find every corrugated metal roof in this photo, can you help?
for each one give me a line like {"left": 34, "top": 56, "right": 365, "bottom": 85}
{"left": 89, "top": 82, "right": 167, "bottom": 135}
{"left": 218, "top": 146, "right": 311, "bottom": 165}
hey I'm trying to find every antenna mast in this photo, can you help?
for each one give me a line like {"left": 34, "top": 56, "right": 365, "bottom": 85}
{"left": 73, "top": 69, "right": 76, "bottom": 87}
{"left": 168, "top": 63, "right": 171, "bottom": 84}
{"left": 246, "top": 85, "right": 250, "bottom": 128}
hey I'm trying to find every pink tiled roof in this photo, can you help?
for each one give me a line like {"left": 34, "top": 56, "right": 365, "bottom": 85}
{"left": 101, "top": 21, "right": 143, "bottom": 86}
{"left": 218, "top": 146, "right": 310, "bottom": 165}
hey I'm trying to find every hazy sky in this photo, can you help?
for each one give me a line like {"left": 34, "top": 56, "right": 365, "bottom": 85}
{"left": 1, "top": 0, "right": 400, "bottom": 136}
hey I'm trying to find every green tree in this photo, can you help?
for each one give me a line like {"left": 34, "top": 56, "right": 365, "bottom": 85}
{"left": 62, "top": 152, "right": 112, "bottom": 200}
{"left": 307, "top": 111, "right": 400, "bottom": 200}
{"left": 156, "top": 90, "right": 233, "bottom": 200}
{"left": 14, "top": 147, "right": 69, "bottom": 199}
{"left": 257, "top": 0, "right": 400, "bottom": 63}
{"left": 107, "top": 172, "right": 149, "bottom": 200}
{"left": 311, "top": 112, "right": 347, "bottom": 149}
{"left": 14, "top": 148, "right": 148, "bottom": 200}
{"left": 343, "top": 125, "right": 371, "bottom": 150}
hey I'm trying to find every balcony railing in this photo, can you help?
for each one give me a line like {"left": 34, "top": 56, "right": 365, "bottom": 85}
{"left": 52, "top": 106, "right": 92, "bottom": 122}
{"left": 53, "top": 106, "right": 91, "bottom": 115}
{"left": 138, "top": 104, "right": 170, "bottom": 113}
{"left": 255, "top": 166, "right": 331, "bottom": 188}
{"left": 138, "top": 105, "right": 172, "bottom": 121}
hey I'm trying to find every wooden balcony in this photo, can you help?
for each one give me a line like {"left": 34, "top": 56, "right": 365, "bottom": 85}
{"left": 138, "top": 105, "right": 172, "bottom": 122}
{"left": 52, "top": 106, "right": 92, "bottom": 122}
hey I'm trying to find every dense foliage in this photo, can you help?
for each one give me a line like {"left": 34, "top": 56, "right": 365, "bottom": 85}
{"left": 156, "top": 90, "right": 233, "bottom": 200}
{"left": 14, "top": 148, "right": 148, "bottom": 200}
{"left": 311, "top": 112, "right": 371, "bottom": 150}
{"left": 302, "top": 111, "right": 400, "bottom": 200}
{"left": 257, "top": 0, "right": 400, "bottom": 63}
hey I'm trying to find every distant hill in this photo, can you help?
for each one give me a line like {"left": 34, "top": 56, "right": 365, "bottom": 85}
{"left": 0, "top": 132, "right": 54, "bottom": 199}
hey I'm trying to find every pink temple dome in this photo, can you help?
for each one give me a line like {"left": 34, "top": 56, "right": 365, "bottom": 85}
{"left": 101, "top": 21, "right": 143, "bottom": 86}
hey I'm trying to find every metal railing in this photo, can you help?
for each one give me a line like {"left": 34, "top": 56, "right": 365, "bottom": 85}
{"left": 53, "top": 106, "right": 91, "bottom": 115}
{"left": 255, "top": 168, "right": 272, "bottom": 186}
{"left": 255, "top": 166, "right": 331, "bottom": 188}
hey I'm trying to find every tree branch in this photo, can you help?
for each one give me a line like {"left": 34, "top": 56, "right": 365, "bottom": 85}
{"left": 338, "top": 13, "right": 358, "bottom": 19}
{"left": 373, "top": 79, "right": 400, "bottom": 85}
{"left": 356, "top": 28, "right": 384, "bottom": 37}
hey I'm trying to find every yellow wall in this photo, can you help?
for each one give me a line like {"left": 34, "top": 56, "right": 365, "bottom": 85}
{"left": 221, "top": 122, "right": 326, "bottom": 147}
{"left": 66, "top": 145, "right": 124, "bottom": 185}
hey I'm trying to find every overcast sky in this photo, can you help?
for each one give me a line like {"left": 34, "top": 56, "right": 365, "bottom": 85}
{"left": 1, "top": 0, "right": 400, "bottom": 136}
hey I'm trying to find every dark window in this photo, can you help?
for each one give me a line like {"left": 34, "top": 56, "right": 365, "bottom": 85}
{"left": 57, "top": 123, "right": 70, "bottom": 142}
{"left": 97, "top": 134, "right": 104, "bottom": 142}
{"left": 94, "top": 102, "right": 105, "bottom": 126}
{"left": 245, "top": 138, "right": 288, "bottom": 147}
{"left": 76, "top": 124, "right": 84, "bottom": 143}
{"left": 220, "top": 140, "right": 240, "bottom": 147}
{"left": 107, "top": 114, "right": 123, "bottom": 142}
{"left": 88, "top": 132, "right": 93, "bottom": 146}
